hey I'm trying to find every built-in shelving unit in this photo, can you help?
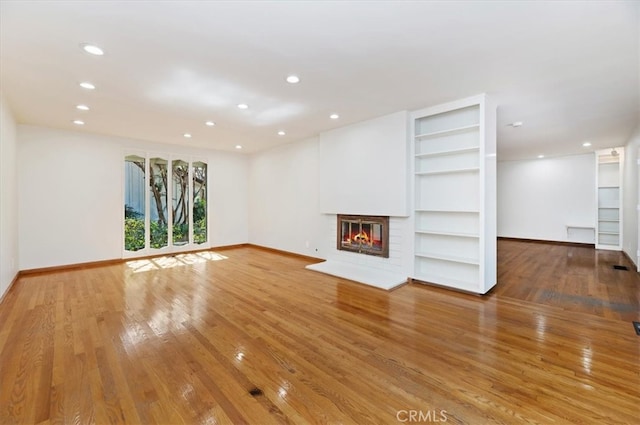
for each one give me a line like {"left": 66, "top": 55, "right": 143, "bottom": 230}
{"left": 411, "top": 95, "right": 496, "bottom": 294}
{"left": 595, "top": 148, "right": 623, "bottom": 250}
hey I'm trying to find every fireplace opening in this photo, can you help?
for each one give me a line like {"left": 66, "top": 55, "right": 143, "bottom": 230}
{"left": 337, "top": 215, "right": 389, "bottom": 258}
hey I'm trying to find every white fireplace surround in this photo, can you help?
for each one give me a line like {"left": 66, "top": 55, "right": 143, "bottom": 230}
{"left": 306, "top": 215, "right": 410, "bottom": 290}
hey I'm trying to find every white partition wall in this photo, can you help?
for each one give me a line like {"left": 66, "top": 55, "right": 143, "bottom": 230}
{"left": 319, "top": 111, "right": 409, "bottom": 216}
{"left": 411, "top": 95, "right": 496, "bottom": 294}
{"left": 596, "top": 148, "right": 624, "bottom": 251}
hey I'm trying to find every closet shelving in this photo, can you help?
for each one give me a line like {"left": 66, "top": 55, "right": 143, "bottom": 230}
{"left": 595, "top": 149, "right": 623, "bottom": 250}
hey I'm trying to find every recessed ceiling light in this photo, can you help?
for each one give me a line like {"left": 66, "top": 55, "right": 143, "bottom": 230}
{"left": 79, "top": 82, "right": 95, "bottom": 90}
{"left": 80, "top": 43, "right": 104, "bottom": 56}
{"left": 73, "top": 120, "right": 85, "bottom": 125}
{"left": 582, "top": 142, "right": 592, "bottom": 147}
{"left": 76, "top": 104, "right": 89, "bottom": 111}
{"left": 330, "top": 113, "right": 339, "bottom": 119}
{"left": 235, "top": 145, "right": 242, "bottom": 149}
{"left": 277, "top": 130, "right": 286, "bottom": 136}
{"left": 183, "top": 133, "right": 192, "bottom": 138}
{"left": 537, "top": 154, "right": 545, "bottom": 159}
{"left": 237, "top": 103, "right": 249, "bottom": 109}
{"left": 286, "top": 75, "right": 300, "bottom": 84}
{"left": 205, "top": 121, "right": 216, "bottom": 126}
{"left": 510, "top": 121, "right": 523, "bottom": 127}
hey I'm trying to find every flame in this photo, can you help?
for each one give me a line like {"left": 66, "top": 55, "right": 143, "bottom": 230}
{"left": 353, "top": 231, "right": 369, "bottom": 243}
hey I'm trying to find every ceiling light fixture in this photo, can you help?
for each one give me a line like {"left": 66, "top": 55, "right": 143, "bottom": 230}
{"left": 537, "top": 154, "right": 545, "bottom": 159}
{"left": 330, "top": 113, "right": 339, "bottom": 119}
{"left": 582, "top": 142, "right": 592, "bottom": 147}
{"left": 286, "top": 75, "right": 300, "bottom": 84}
{"left": 183, "top": 133, "right": 192, "bottom": 138}
{"left": 73, "top": 120, "right": 85, "bottom": 125}
{"left": 237, "top": 103, "right": 249, "bottom": 109}
{"left": 277, "top": 130, "right": 286, "bottom": 136}
{"left": 235, "top": 145, "right": 242, "bottom": 149}
{"left": 205, "top": 121, "right": 216, "bottom": 126}
{"left": 79, "top": 82, "right": 95, "bottom": 90}
{"left": 510, "top": 121, "right": 523, "bottom": 127}
{"left": 80, "top": 43, "right": 104, "bottom": 56}
{"left": 76, "top": 104, "right": 90, "bottom": 111}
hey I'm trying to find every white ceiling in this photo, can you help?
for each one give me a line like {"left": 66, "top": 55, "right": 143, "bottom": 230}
{"left": 1, "top": 1, "right": 638, "bottom": 160}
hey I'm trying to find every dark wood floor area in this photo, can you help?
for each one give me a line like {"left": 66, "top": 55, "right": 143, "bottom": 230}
{"left": 496, "top": 239, "right": 640, "bottom": 321}
{"left": 0, "top": 241, "right": 638, "bottom": 424}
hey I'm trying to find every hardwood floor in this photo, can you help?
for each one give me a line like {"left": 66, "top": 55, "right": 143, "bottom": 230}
{"left": 496, "top": 239, "right": 640, "bottom": 321}
{"left": 0, "top": 241, "right": 638, "bottom": 424}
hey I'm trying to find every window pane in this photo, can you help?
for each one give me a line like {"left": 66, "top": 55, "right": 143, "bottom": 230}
{"left": 172, "top": 159, "right": 189, "bottom": 246}
{"left": 124, "top": 155, "right": 145, "bottom": 251}
{"left": 193, "top": 161, "right": 207, "bottom": 244}
{"left": 149, "top": 158, "right": 168, "bottom": 249}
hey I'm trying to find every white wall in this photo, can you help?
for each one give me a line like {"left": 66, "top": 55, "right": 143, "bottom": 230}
{"left": 18, "top": 125, "right": 249, "bottom": 270}
{"left": 248, "top": 137, "right": 326, "bottom": 258}
{"left": 319, "top": 111, "right": 409, "bottom": 216}
{"left": 498, "top": 154, "right": 596, "bottom": 243}
{"left": 12, "top": 113, "right": 633, "bottom": 276}
{"left": 210, "top": 153, "right": 249, "bottom": 247}
{"left": 622, "top": 18, "right": 640, "bottom": 268}
{"left": 0, "top": 94, "right": 19, "bottom": 299}
{"left": 623, "top": 125, "right": 640, "bottom": 267}
{"left": 249, "top": 127, "right": 413, "bottom": 279}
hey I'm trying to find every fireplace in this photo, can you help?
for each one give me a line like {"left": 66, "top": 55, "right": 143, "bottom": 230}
{"left": 337, "top": 215, "right": 389, "bottom": 258}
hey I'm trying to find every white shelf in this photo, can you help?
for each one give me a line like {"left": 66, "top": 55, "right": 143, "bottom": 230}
{"left": 415, "top": 123, "right": 479, "bottom": 140}
{"left": 597, "top": 239, "right": 620, "bottom": 248}
{"left": 415, "top": 209, "right": 479, "bottom": 213}
{"left": 415, "top": 251, "right": 479, "bottom": 265}
{"left": 412, "top": 272, "right": 478, "bottom": 292}
{"left": 596, "top": 148, "right": 623, "bottom": 250}
{"left": 415, "top": 167, "right": 479, "bottom": 176}
{"left": 415, "top": 230, "right": 479, "bottom": 238}
{"left": 415, "top": 146, "right": 479, "bottom": 158}
{"left": 411, "top": 96, "right": 495, "bottom": 294}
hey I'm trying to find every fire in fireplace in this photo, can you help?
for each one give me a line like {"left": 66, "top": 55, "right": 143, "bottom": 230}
{"left": 337, "top": 215, "right": 389, "bottom": 258}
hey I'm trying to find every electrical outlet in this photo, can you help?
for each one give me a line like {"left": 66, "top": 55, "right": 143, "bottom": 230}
{"left": 305, "top": 241, "right": 310, "bottom": 248}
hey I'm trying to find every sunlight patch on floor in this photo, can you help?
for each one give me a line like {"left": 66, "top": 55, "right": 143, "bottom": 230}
{"left": 125, "top": 251, "right": 228, "bottom": 273}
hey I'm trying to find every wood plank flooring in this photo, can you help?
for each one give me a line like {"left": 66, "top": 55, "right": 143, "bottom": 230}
{"left": 496, "top": 239, "right": 640, "bottom": 321}
{"left": 0, "top": 241, "right": 638, "bottom": 424}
